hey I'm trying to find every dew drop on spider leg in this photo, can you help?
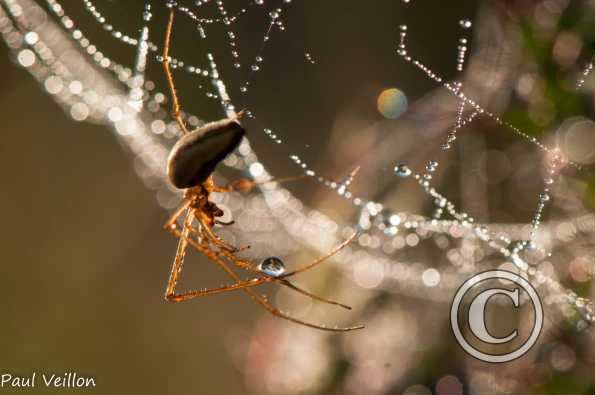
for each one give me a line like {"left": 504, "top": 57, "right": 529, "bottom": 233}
{"left": 258, "top": 257, "right": 286, "bottom": 277}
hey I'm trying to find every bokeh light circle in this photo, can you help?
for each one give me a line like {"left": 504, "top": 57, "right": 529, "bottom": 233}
{"left": 377, "top": 88, "right": 408, "bottom": 119}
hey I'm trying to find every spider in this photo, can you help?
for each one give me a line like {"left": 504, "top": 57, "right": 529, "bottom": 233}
{"left": 160, "top": 6, "right": 363, "bottom": 332}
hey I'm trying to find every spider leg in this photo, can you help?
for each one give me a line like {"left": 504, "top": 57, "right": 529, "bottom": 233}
{"left": 167, "top": 250, "right": 351, "bottom": 309}
{"left": 243, "top": 287, "right": 364, "bottom": 332}
{"left": 167, "top": 277, "right": 274, "bottom": 302}
{"left": 164, "top": 209, "right": 192, "bottom": 300}
{"left": 214, "top": 175, "right": 307, "bottom": 193}
{"left": 280, "top": 232, "right": 358, "bottom": 278}
{"left": 186, "top": 222, "right": 252, "bottom": 261}
{"left": 278, "top": 279, "right": 352, "bottom": 310}
{"left": 214, "top": 165, "right": 359, "bottom": 194}
{"left": 163, "top": 7, "right": 189, "bottom": 135}
{"left": 211, "top": 232, "right": 355, "bottom": 310}
{"left": 165, "top": 210, "right": 272, "bottom": 301}
{"left": 169, "top": 216, "right": 362, "bottom": 331}
{"left": 205, "top": 230, "right": 357, "bottom": 280}
{"left": 222, "top": 251, "right": 354, "bottom": 310}
{"left": 194, "top": 211, "right": 245, "bottom": 253}
{"left": 163, "top": 198, "right": 191, "bottom": 231}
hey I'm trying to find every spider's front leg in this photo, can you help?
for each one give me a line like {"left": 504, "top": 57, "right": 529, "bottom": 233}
{"left": 215, "top": 165, "right": 360, "bottom": 194}
{"left": 162, "top": 7, "right": 189, "bottom": 135}
{"left": 214, "top": 175, "right": 307, "bottom": 194}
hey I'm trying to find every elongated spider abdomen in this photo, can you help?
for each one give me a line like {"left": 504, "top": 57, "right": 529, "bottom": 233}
{"left": 167, "top": 118, "right": 245, "bottom": 189}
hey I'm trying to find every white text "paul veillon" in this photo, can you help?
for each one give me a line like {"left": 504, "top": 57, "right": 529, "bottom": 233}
{"left": 1, "top": 372, "right": 96, "bottom": 389}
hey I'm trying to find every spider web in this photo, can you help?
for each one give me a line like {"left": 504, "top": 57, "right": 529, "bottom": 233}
{"left": 2, "top": 0, "right": 595, "bottom": 393}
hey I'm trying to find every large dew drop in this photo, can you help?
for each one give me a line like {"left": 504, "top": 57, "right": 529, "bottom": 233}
{"left": 258, "top": 257, "right": 286, "bottom": 277}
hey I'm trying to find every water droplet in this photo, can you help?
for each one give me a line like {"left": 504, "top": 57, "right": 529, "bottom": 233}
{"left": 459, "top": 19, "right": 472, "bottom": 29}
{"left": 426, "top": 160, "right": 438, "bottom": 172}
{"left": 258, "top": 257, "right": 285, "bottom": 277}
{"left": 394, "top": 163, "right": 412, "bottom": 177}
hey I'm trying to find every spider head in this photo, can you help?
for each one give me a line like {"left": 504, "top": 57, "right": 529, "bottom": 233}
{"left": 167, "top": 118, "right": 246, "bottom": 189}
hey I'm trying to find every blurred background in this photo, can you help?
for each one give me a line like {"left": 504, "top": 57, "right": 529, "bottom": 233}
{"left": 1, "top": 0, "right": 595, "bottom": 394}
